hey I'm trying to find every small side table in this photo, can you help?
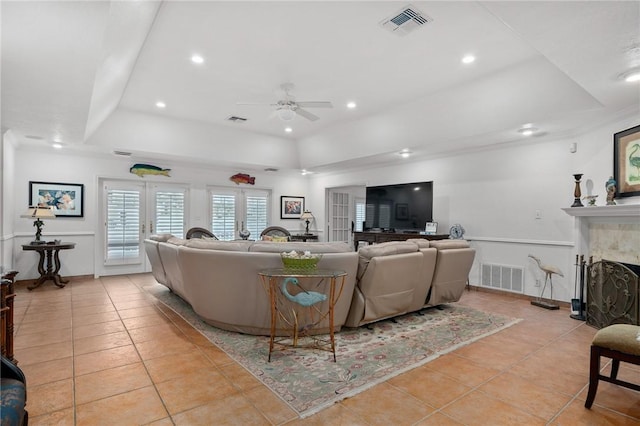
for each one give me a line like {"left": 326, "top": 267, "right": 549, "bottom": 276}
{"left": 259, "top": 268, "right": 347, "bottom": 362}
{"left": 22, "top": 242, "right": 76, "bottom": 290}
{"left": 290, "top": 234, "right": 318, "bottom": 242}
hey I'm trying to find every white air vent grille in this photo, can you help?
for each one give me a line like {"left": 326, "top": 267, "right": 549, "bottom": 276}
{"left": 113, "top": 150, "right": 132, "bottom": 156}
{"left": 380, "top": 4, "right": 432, "bottom": 36}
{"left": 227, "top": 115, "right": 247, "bottom": 123}
{"left": 481, "top": 263, "right": 524, "bottom": 294}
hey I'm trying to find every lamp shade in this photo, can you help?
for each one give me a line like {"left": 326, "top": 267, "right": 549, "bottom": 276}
{"left": 21, "top": 206, "right": 56, "bottom": 219}
{"left": 300, "top": 211, "right": 314, "bottom": 220}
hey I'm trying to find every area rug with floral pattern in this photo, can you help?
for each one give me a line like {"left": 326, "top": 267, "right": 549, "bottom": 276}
{"left": 148, "top": 286, "right": 519, "bottom": 418}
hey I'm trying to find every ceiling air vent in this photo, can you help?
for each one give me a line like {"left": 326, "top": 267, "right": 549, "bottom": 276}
{"left": 227, "top": 115, "right": 248, "bottom": 123}
{"left": 380, "top": 4, "right": 432, "bottom": 36}
{"left": 113, "top": 150, "right": 132, "bottom": 156}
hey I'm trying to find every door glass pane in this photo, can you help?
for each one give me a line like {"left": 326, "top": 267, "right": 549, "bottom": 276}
{"left": 245, "top": 194, "right": 268, "bottom": 238}
{"left": 155, "top": 190, "right": 185, "bottom": 238}
{"left": 211, "top": 193, "right": 236, "bottom": 241}
{"left": 106, "top": 189, "right": 140, "bottom": 263}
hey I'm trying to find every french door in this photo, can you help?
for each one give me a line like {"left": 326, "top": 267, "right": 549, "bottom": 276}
{"left": 209, "top": 186, "right": 270, "bottom": 240}
{"left": 98, "top": 179, "right": 188, "bottom": 276}
{"left": 327, "top": 190, "right": 351, "bottom": 243}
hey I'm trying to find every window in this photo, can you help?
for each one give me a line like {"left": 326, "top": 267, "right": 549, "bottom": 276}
{"left": 354, "top": 197, "right": 365, "bottom": 232}
{"left": 210, "top": 187, "right": 270, "bottom": 240}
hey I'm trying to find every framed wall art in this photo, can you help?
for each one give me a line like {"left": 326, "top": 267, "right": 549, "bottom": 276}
{"left": 29, "top": 181, "right": 84, "bottom": 217}
{"left": 281, "top": 196, "right": 304, "bottom": 219}
{"left": 613, "top": 124, "right": 640, "bottom": 198}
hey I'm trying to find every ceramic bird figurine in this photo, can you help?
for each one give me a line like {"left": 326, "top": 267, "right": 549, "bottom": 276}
{"left": 280, "top": 277, "right": 327, "bottom": 307}
{"left": 528, "top": 254, "right": 564, "bottom": 302}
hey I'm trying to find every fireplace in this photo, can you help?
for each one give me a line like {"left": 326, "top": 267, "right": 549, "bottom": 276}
{"left": 586, "top": 259, "right": 640, "bottom": 329}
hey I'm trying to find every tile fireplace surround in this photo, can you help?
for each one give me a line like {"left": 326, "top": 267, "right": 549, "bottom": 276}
{"left": 562, "top": 204, "right": 640, "bottom": 265}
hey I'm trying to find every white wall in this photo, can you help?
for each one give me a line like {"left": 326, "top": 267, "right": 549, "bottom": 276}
{"left": 308, "top": 115, "right": 640, "bottom": 302}
{"left": 9, "top": 147, "right": 311, "bottom": 279}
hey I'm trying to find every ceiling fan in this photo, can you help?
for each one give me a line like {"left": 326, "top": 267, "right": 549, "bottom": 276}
{"left": 237, "top": 83, "right": 332, "bottom": 122}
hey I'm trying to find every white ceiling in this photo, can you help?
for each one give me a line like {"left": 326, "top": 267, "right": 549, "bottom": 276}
{"left": 2, "top": 1, "right": 639, "bottom": 173}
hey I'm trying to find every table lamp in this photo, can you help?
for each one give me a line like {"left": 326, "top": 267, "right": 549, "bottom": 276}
{"left": 300, "top": 210, "right": 314, "bottom": 235}
{"left": 21, "top": 206, "right": 56, "bottom": 244}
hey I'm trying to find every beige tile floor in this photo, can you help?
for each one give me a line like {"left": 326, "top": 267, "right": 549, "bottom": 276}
{"left": 10, "top": 273, "right": 640, "bottom": 425}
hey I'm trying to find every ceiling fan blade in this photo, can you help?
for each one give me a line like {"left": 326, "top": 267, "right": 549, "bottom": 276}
{"left": 295, "top": 108, "right": 320, "bottom": 121}
{"left": 295, "top": 101, "right": 333, "bottom": 108}
{"left": 236, "top": 102, "right": 273, "bottom": 106}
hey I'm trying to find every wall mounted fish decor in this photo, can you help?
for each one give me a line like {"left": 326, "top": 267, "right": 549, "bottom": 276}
{"left": 130, "top": 163, "right": 171, "bottom": 178}
{"left": 230, "top": 173, "right": 255, "bottom": 185}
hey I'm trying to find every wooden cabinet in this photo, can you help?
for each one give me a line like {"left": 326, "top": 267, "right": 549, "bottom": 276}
{"left": 353, "top": 232, "right": 449, "bottom": 250}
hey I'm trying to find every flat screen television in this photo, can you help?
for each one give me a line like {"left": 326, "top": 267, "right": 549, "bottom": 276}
{"left": 364, "top": 181, "right": 433, "bottom": 233}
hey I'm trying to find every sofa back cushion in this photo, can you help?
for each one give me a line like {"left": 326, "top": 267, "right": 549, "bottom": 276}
{"left": 249, "top": 241, "right": 352, "bottom": 253}
{"left": 149, "top": 233, "right": 174, "bottom": 242}
{"left": 406, "top": 238, "right": 430, "bottom": 248}
{"left": 429, "top": 240, "right": 470, "bottom": 250}
{"left": 167, "top": 237, "right": 188, "bottom": 246}
{"left": 184, "top": 239, "right": 252, "bottom": 252}
{"left": 357, "top": 241, "right": 419, "bottom": 279}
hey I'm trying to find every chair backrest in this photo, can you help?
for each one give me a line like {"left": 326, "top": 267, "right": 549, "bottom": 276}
{"left": 186, "top": 227, "right": 217, "bottom": 240}
{"left": 260, "top": 226, "right": 291, "bottom": 240}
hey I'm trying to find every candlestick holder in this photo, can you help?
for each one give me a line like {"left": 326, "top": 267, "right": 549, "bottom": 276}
{"left": 571, "top": 174, "right": 584, "bottom": 207}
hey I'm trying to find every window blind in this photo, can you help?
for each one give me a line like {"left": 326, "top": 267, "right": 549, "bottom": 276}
{"left": 155, "top": 190, "right": 185, "bottom": 238}
{"left": 211, "top": 193, "right": 236, "bottom": 240}
{"left": 106, "top": 189, "right": 140, "bottom": 262}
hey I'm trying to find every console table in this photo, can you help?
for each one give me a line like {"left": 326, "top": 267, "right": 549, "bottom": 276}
{"left": 353, "top": 231, "right": 449, "bottom": 250}
{"left": 22, "top": 242, "right": 76, "bottom": 290}
{"left": 258, "top": 268, "right": 347, "bottom": 362}
{"left": 290, "top": 234, "right": 318, "bottom": 242}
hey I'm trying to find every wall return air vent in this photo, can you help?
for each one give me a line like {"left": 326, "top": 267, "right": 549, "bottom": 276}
{"left": 380, "top": 4, "right": 432, "bottom": 36}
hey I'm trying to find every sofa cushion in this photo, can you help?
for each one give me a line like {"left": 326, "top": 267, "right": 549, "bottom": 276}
{"left": 358, "top": 241, "right": 418, "bottom": 259}
{"left": 150, "top": 233, "right": 174, "bottom": 242}
{"left": 167, "top": 237, "right": 188, "bottom": 246}
{"left": 1, "top": 378, "right": 26, "bottom": 426}
{"left": 429, "top": 240, "right": 470, "bottom": 249}
{"left": 357, "top": 241, "right": 420, "bottom": 280}
{"left": 406, "top": 238, "right": 430, "bottom": 248}
{"left": 249, "top": 241, "right": 352, "bottom": 253}
{"left": 184, "top": 239, "right": 252, "bottom": 252}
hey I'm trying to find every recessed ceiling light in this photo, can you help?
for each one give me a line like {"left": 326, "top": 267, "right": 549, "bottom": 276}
{"left": 462, "top": 55, "right": 476, "bottom": 64}
{"left": 399, "top": 149, "right": 412, "bottom": 158}
{"left": 284, "top": 127, "right": 293, "bottom": 133}
{"left": 518, "top": 127, "right": 538, "bottom": 136}
{"left": 620, "top": 68, "right": 640, "bottom": 83}
{"left": 191, "top": 54, "right": 204, "bottom": 64}
{"left": 52, "top": 143, "right": 63, "bottom": 149}
{"left": 156, "top": 101, "right": 166, "bottom": 108}
{"left": 346, "top": 101, "right": 357, "bottom": 109}
{"left": 301, "top": 169, "right": 309, "bottom": 176}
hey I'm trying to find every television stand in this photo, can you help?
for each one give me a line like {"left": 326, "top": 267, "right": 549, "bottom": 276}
{"left": 353, "top": 231, "right": 449, "bottom": 250}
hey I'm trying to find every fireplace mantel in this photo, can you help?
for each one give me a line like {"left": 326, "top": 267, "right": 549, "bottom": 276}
{"left": 562, "top": 204, "right": 640, "bottom": 218}
{"left": 562, "top": 203, "right": 640, "bottom": 265}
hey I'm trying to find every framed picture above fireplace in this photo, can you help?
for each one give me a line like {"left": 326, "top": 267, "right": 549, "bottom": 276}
{"left": 613, "top": 124, "right": 640, "bottom": 198}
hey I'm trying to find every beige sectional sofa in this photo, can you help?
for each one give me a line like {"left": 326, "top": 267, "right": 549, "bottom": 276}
{"left": 145, "top": 235, "right": 358, "bottom": 336}
{"left": 145, "top": 235, "right": 475, "bottom": 334}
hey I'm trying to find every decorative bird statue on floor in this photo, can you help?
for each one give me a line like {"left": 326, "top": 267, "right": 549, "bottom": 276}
{"left": 280, "top": 277, "right": 327, "bottom": 307}
{"left": 528, "top": 255, "right": 563, "bottom": 309}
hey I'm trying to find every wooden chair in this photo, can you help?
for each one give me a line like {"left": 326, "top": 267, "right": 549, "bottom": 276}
{"left": 585, "top": 324, "right": 640, "bottom": 408}
{"left": 1, "top": 271, "right": 18, "bottom": 364}
{"left": 185, "top": 227, "right": 217, "bottom": 239}
{"left": 260, "top": 226, "right": 291, "bottom": 241}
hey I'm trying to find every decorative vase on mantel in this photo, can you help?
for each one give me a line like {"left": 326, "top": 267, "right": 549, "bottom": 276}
{"left": 572, "top": 174, "right": 584, "bottom": 207}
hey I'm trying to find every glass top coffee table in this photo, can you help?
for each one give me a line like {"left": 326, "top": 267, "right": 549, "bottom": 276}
{"left": 258, "top": 268, "right": 347, "bottom": 362}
